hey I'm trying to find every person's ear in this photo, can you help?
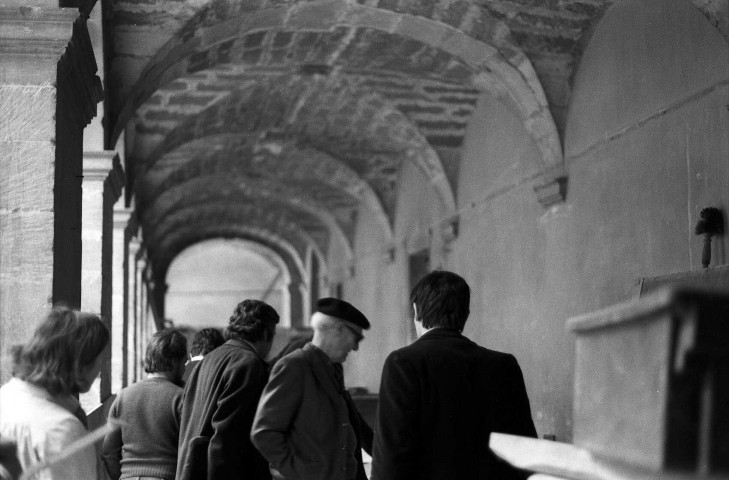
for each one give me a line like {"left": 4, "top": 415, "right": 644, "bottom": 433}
{"left": 412, "top": 303, "right": 419, "bottom": 322}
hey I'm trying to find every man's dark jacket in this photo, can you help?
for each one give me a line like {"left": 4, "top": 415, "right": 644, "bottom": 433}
{"left": 176, "top": 339, "right": 271, "bottom": 480}
{"left": 251, "top": 344, "right": 372, "bottom": 480}
{"left": 372, "top": 328, "right": 537, "bottom": 480}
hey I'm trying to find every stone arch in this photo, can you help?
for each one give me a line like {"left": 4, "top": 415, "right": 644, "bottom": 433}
{"left": 138, "top": 133, "right": 392, "bottom": 245}
{"left": 142, "top": 176, "right": 352, "bottom": 259}
{"left": 149, "top": 202, "right": 326, "bottom": 269}
{"left": 136, "top": 79, "right": 455, "bottom": 223}
{"left": 113, "top": 0, "right": 561, "bottom": 185}
{"left": 159, "top": 229, "right": 309, "bottom": 323}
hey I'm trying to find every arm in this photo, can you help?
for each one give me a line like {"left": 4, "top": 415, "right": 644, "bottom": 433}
{"left": 46, "top": 416, "right": 100, "bottom": 480}
{"left": 101, "top": 398, "right": 123, "bottom": 480}
{"left": 501, "top": 355, "right": 537, "bottom": 438}
{"left": 250, "top": 358, "right": 304, "bottom": 479}
{"left": 356, "top": 408, "right": 373, "bottom": 455}
{"left": 371, "top": 351, "right": 419, "bottom": 480}
{"left": 207, "top": 358, "right": 268, "bottom": 480}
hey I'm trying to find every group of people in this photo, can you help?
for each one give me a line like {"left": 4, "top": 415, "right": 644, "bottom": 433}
{"left": 0, "top": 270, "right": 538, "bottom": 480}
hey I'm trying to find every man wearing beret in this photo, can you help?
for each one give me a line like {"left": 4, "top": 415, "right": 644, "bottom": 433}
{"left": 251, "top": 298, "right": 373, "bottom": 480}
{"left": 371, "top": 271, "right": 537, "bottom": 480}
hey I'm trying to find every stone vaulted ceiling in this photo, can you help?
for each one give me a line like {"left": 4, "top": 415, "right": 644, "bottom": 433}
{"left": 106, "top": 0, "right": 630, "bottom": 282}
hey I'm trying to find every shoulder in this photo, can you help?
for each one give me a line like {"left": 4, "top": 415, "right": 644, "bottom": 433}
{"left": 271, "top": 347, "right": 308, "bottom": 375}
{"left": 382, "top": 345, "right": 418, "bottom": 371}
{"left": 0, "top": 380, "right": 77, "bottom": 426}
{"left": 206, "top": 342, "right": 265, "bottom": 370}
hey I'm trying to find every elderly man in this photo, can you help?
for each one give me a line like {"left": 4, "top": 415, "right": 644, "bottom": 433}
{"left": 177, "top": 299, "right": 279, "bottom": 480}
{"left": 372, "top": 271, "right": 537, "bottom": 480}
{"left": 251, "top": 298, "right": 373, "bottom": 480}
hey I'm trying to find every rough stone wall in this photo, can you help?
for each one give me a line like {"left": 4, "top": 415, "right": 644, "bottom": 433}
{"left": 0, "top": 7, "right": 78, "bottom": 384}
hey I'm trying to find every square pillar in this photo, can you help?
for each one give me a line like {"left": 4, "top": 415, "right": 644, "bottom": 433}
{"left": 134, "top": 248, "right": 147, "bottom": 381}
{"left": 127, "top": 237, "right": 141, "bottom": 384}
{"left": 79, "top": 151, "right": 123, "bottom": 410}
{"left": 112, "top": 205, "right": 131, "bottom": 391}
{"left": 0, "top": 6, "right": 102, "bottom": 384}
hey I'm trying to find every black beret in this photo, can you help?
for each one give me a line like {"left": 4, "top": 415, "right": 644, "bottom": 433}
{"left": 316, "top": 298, "right": 370, "bottom": 330}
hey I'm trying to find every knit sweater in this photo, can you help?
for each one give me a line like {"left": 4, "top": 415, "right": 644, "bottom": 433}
{"left": 102, "top": 376, "right": 183, "bottom": 480}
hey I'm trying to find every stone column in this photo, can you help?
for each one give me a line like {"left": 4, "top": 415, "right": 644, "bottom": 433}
{"left": 289, "top": 283, "right": 305, "bottom": 328}
{"left": 112, "top": 205, "right": 131, "bottom": 391}
{"left": 0, "top": 5, "right": 102, "bottom": 383}
{"left": 79, "top": 152, "right": 123, "bottom": 410}
{"left": 134, "top": 248, "right": 147, "bottom": 381}
{"left": 127, "top": 237, "right": 140, "bottom": 384}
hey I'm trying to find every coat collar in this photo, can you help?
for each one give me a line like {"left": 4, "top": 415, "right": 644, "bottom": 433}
{"left": 302, "top": 344, "right": 342, "bottom": 402}
{"left": 416, "top": 327, "right": 466, "bottom": 342}
{"left": 226, "top": 338, "right": 265, "bottom": 361}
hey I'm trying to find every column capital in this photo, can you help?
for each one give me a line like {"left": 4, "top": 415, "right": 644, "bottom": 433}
{"left": 128, "top": 237, "right": 141, "bottom": 256}
{"left": 84, "top": 151, "right": 125, "bottom": 201}
{"left": 113, "top": 207, "right": 132, "bottom": 231}
{"left": 0, "top": 6, "right": 77, "bottom": 84}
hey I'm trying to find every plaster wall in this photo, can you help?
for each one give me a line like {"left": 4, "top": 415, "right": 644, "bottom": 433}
{"left": 559, "top": 0, "right": 729, "bottom": 440}
{"left": 452, "top": 93, "right": 576, "bottom": 442}
{"left": 564, "top": 0, "right": 729, "bottom": 309}
{"left": 342, "top": 201, "right": 406, "bottom": 393}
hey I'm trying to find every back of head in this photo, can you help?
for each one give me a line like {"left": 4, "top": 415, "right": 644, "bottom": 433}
{"left": 190, "top": 328, "right": 225, "bottom": 356}
{"left": 13, "top": 305, "right": 109, "bottom": 396}
{"left": 410, "top": 271, "right": 470, "bottom": 331}
{"left": 144, "top": 329, "right": 188, "bottom": 373}
{"left": 226, "top": 299, "right": 280, "bottom": 343}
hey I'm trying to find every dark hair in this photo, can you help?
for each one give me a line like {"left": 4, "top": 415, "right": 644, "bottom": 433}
{"left": 410, "top": 271, "right": 470, "bottom": 331}
{"left": 226, "top": 299, "right": 279, "bottom": 343}
{"left": 13, "top": 305, "right": 109, "bottom": 396}
{"left": 190, "top": 328, "right": 225, "bottom": 356}
{"left": 144, "top": 329, "right": 188, "bottom": 373}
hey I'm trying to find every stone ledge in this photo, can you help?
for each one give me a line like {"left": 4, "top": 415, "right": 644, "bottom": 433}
{"left": 0, "top": 6, "right": 79, "bottom": 83}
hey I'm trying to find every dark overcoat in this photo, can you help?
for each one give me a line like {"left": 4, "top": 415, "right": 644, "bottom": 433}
{"left": 176, "top": 339, "right": 271, "bottom": 480}
{"left": 251, "top": 344, "right": 372, "bottom": 480}
{"left": 371, "top": 328, "right": 537, "bottom": 480}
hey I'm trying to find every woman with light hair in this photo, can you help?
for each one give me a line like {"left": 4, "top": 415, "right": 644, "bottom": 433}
{"left": 0, "top": 305, "right": 109, "bottom": 479}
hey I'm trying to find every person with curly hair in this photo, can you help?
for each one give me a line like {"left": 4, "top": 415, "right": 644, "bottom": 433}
{"left": 176, "top": 299, "right": 279, "bottom": 480}
{"left": 182, "top": 328, "right": 225, "bottom": 384}
{"left": 0, "top": 305, "right": 109, "bottom": 479}
{"left": 101, "top": 328, "right": 188, "bottom": 480}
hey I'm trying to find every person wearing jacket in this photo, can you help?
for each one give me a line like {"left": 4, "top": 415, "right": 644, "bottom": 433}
{"left": 251, "top": 298, "right": 372, "bottom": 480}
{"left": 371, "top": 271, "right": 537, "bottom": 480}
{"left": 0, "top": 306, "right": 109, "bottom": 480}
{"left": 176, "top": 299, "right": 279, "bottom": 480}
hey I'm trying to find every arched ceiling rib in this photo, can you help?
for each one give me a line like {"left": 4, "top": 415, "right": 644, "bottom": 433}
{"left": 143, "top": 175, "right": 352, "bottom": 254}
{"left": 134, "top": 74, "right": 454, "bottom": 226}
{"left": 138, "top": 134, "right": 389, "bottom": 244}
{"left": 150, "top": 202, "right": 325, "bottom": 275}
